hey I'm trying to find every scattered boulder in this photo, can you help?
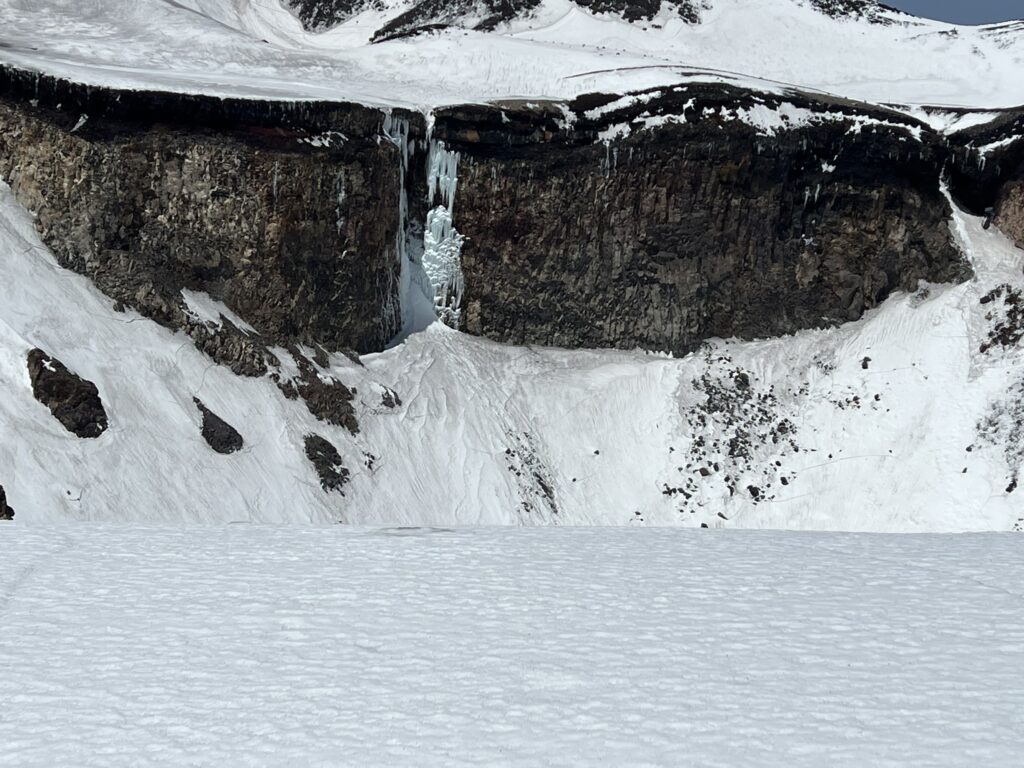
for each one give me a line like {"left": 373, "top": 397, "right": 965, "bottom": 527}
{"left": 304, "top": 434, "right": 350, "bottom": 493}
{"left": 26, "top": 349, "right": 108, "bottom": 438}
{"left": 194, "top": 398, "right": 244, "bottom": 454}
{"left": 0, "top": 485, "right": 13, "bottom": 520}
{"left": 380, "top": 386, "right": 402, "bottom": 409}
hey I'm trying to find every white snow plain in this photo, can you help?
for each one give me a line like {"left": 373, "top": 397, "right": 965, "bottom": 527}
{"left": 0, "top": 0, "right": 1022, "bottom": 113}
{"left": 1, "top": 525, "right": 1023, "bottom": 767}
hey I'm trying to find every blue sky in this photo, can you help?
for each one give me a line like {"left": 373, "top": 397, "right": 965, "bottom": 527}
{"left": 884, "top": 1, "right": 1022, "bottom": 24}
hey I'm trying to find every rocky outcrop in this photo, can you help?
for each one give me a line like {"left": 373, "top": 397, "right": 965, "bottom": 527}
{"left": 287, "top": 0, "right": 373, "bottom": 30}
{"left": 0, "top": 66, "right": 417, "bottom": 364}
{"left": 949, "top": 109, "right": 1024, "bottom": 247}
{"left": 0, "top": 486, "right": 13, "bottom": 520}
{"left": 27, "top": 349, "right": 108, "bottom": 438}
{"left": 434, "top": 85, "right": 965, "bottom": 354}
{"left": 275, "top": 352, "right": 361, "bottom": 434}
{"left": 304, "top": 434, "right": 350, "bottom": 493}
{"left": 574, "top": 0, "right": 702, "bottom": 22}
{"left": 194, "top": 399, "right": 244, "bottom": 455}
{"left": 292, "top": 0, "right": 881, "bottom": 37}
{"left": 809, "top": 0, "right": 890, "bottom": 22}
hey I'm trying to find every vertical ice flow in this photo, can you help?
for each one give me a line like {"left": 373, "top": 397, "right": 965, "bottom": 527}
{"left": 424, "top": 140, "right": 465, "bottom": 327}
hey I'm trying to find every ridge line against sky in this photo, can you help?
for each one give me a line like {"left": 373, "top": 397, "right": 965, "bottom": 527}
{"left": 885, "top": 1, "right": 1022, "bottom": 24}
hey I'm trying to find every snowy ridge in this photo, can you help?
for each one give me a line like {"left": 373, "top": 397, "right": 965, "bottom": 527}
{"left": 0, "top": 0, "right": 1021, "bottom": 112}
{"left": 2, "top": 173, "right": 1024, "bottom": 530}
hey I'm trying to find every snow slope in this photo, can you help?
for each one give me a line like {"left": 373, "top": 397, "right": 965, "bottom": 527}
{"left": 2, "top": 526, "right": 1023, "bottom": 766}
{"left": 0, "top": 0, "right": 1021, "bottom": 111}
{"left": 2, "top": 172, "right": 1024, "bottom": 530}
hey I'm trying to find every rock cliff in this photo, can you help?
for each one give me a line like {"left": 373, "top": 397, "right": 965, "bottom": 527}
{"left": 3, "top": 66, "right": 1019, "bottom": 364}
{"left": 433, "top": 86, "right": 966, "bottom": 354}
{"left": 0, "top": 66, "right": 419, "bottom": 371}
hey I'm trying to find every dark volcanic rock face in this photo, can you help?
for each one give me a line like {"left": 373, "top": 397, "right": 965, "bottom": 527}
{"left": 809, "top": 0, "right": 888, "bottom": 21}
{"left": 0, "top": 486, "right": 13, "bottom": 520}
{"left": 0, "top": 68, "right": 412, "bottom": 358}
{"left": 372, "top": 0, "right": 541, "bottom": 41}
{"left": 288, "top": 0, "right": 378, "bottom": 30}
{"left": 435, "top": 87, "right": 964, "bottom": 354}
{"left": 315, "top": 0, "right": 702, "bottom": 40}
{"left": 194, "top": 398, "right": 244, "bottom": 455}
{"left": 949, "top": 110, "right": 1024, "bottom": 248}
{"left": 27, "top": 349, "right": 109, "bottom": 438}
{"left": 575, "top": 0, "right": 702, "bottom": 22}
{"left": 304, "top": 434, "right": 350, "bottom": 493}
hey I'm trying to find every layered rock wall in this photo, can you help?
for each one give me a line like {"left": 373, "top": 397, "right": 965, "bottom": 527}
{"left": 435, "top": 87, "right": 965, "bottom": 354}
{"left": 0, "top": 67, "right": 419, "bottom": 359}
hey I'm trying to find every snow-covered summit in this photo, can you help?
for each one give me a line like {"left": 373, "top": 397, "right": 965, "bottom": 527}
{"left": 0, "top": 0, "right": 1021, "bottom": 110}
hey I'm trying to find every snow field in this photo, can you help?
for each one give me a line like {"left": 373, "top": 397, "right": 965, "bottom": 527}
{"left": 1, "top": 525, "right": 1023, "bottom": 767}
{"left": 0, "top": 0, "right": 1021, "bottom": 112}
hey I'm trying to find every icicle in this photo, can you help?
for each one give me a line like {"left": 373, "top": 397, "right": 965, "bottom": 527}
{"left": 423, "top": 139, "right": 465, "bottom": 326}
{"left": 382, "top": 113, "right": 413, "bottom": 334}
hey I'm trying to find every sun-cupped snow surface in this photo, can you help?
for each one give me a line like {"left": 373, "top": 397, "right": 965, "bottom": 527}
{"left": 2, "top": 175, "right": 1024, "bottom": 530}
{"left": 1, "top": 526, "right": 1023, "bottom": 767}
{"left": 0, "top": 0, "right": 1022, "bottom": 111}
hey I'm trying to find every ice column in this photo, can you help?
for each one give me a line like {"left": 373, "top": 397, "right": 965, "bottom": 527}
{"left": 424, "top": 140, "right": 465, "bottom": 327}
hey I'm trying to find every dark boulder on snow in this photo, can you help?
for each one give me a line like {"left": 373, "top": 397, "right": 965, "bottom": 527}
{"left": 27, "top": 349, "right": 109, "bottom": 439}
{"left": 278, "top": 353, "right": 360, "bottom": 435}
{"left": 194, "top": 398, "right": 244, "bottom": 455}
{"left": 0, "top": 486, "right": 13, "bottom": 520}
{"left": 304, "top": 434, "right": 350, "bottom": 494}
